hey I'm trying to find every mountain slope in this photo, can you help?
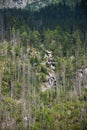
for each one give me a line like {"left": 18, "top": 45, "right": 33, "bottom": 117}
{"left": 0, "top": 0, "right": 87, "bottom": 129}
{"left": 0, "top": 0, "right": 81, "bottom": 9}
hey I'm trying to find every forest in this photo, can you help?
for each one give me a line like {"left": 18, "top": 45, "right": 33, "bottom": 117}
{"left": 0, "top": 0, "right": 87, "bottom": 130}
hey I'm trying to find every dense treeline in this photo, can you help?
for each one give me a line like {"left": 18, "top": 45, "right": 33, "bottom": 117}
{"left": 0, "top": 0, "right": 87, "bottom": 38}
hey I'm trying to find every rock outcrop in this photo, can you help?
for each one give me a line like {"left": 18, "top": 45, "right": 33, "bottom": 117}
{"left": 0, "top": 0, "right": 28, "bottom": 8}
{"left": 0, "top": 0, "right": 81, "bottom": 9}
{"left": 40, "top": 50, "right": 56, "bottom": 92}
{"left": 76, "top": 66, "right": 87, "bottom": 87}
{"left": 0, "top": 0, "right": 51, "bottom": 9}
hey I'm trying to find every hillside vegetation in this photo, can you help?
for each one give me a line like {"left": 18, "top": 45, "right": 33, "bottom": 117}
{"left": 0, "top": 0, "right": 87, "bottom": 130}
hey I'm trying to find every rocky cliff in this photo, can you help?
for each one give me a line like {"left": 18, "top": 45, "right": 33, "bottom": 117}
{"left": 0, "top": 0, "right": 28, "bottom": 8}
{"left": 0, "top": 0, "right": 81, "bottom": 9}
{"left": 0, "top": 0, "right": 51, "bottom": 9}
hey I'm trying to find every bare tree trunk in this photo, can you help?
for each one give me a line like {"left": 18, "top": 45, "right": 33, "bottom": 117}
{"left": 0, "top": 72, "right": 2, "bottom": 126}
{"left": 78, "top": 76, "right": 82, "bottom": 96}
{"left": 62, "top": 64, "right": 66, "bottom": 92}
{"left": 56, "top": 70, "right": 60, "bottom": 102}
{"left": 27, "top": 62, "right": 31, "bottom": 130}
{"left": 21, "top": 63, "right": 26, "bottom": 130}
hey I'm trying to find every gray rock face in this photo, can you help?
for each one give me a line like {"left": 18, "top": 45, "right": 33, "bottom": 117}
{"left": 0, "top": 0, "right": 81, "bottom": 9}
{"left": 0, "top": 0, "right": 53, "bottom": 10}
{"left": 0, "top": 0, "right": 31, "bottom": 8}
{"left": 0, "top": 0, "right": 50, "bottom": 9}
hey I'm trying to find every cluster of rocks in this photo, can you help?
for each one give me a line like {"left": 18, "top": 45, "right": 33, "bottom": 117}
{"left": 0, "top": 0, "right": 28, "bottom": 8}
{"left": 41, "top": 50, "right": 56, "bottom": 92}
{"left": 76, "top": 66, "right": 87, "bottom": 87}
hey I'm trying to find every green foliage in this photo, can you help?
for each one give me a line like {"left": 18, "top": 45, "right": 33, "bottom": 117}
{"left": 14, "top": 82, "right": 21, "bottom": 99}
{"left": 30, "top": 56, "right": 40, "bottom": 66}
{"left": 0, "top": 1, "right": 87, "bottom": 129}
{"left": 40, "top": 66, "right": 48, "bottom": 74}
{"left": 14, "top": 46, "right": 21, "bottom": 57}
{"left": 21, "top": 31, "right": 29, "bottom": 46}
{"left": 40, "top": 73, "right": 47, "bottom": 82}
